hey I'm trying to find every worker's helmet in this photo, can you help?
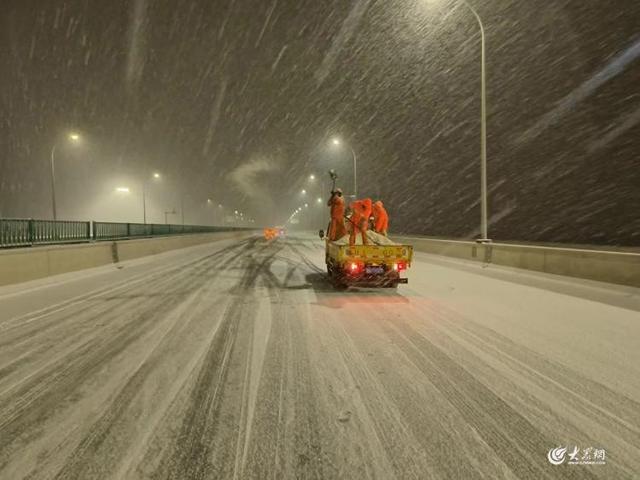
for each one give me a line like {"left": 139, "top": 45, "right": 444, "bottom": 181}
{"left": 374, "top": 200, "right": 383, "bottom": 207}
{"left": 334, "top": 187, "right": 343, "bottom": 195}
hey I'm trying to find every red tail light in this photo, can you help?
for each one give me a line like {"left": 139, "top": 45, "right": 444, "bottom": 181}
{"left": 346, "top": 262, "right": 363, "bottom": 275}
{"left": 393, "top": 262, "right": 406, "bottom": 272}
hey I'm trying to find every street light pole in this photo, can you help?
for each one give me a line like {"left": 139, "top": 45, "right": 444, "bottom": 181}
{"left": 309, "top": 175, "right": 327, "bottom": 228}
{"left": 142, "top": 173, "right": 160, "bottom": 224}
{"left": 142, "top": 181, "right": 147, "bottom": 224}
{"left": 350, "top": 146, "right": 357, "bottom": 198}
{"left": 181, "top": 194, "right": 185, "bottom": 226}
{"left": 458, "top": 0, "right": 489, "bottom": 242}
{"left": 330, "top": 138, "right": 358, "bottom": 198}
{"left": 50, "top": 144, "right": 58, "bottom": 221}
{"left": 49, "top": 133, "right": 81, "bottom": 221}
{"left": 218, "top": 205, "right": 225, "bottom": 226}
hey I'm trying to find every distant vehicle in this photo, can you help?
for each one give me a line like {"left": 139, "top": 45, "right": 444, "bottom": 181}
{"left": 263, "top": 228, "right": 278, "bottom": 240}
{"left": 320, "top": 230, "right": 413, "bottom": 288}
{"left": 264, "top": 227, "right": 286, "bottom": 240}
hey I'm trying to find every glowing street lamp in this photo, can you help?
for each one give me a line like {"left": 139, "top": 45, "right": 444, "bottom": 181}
{"left": 330, "top": 136, "right": 357, "bottom": 198}
{"left": 50, "top": 131, "right": 83, "bottom": 220}
{"left": 142, "top": 172, "right": 161, "bottom": 224}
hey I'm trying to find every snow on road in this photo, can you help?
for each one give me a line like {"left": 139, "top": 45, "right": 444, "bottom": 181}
{"left": 0, "top": 234, "right": 638, "bottom": 479}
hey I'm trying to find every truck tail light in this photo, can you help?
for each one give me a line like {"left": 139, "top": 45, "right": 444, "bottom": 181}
{"left": 346, "top": 262, "right": 363, "bottom": 274}
{"left": 393, "top": 262, "right": 406, "bottom": 272}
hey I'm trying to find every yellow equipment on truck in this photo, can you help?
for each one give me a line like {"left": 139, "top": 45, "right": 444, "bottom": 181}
{"left": 321, "top": 231, "right": 413, "bottom": 288}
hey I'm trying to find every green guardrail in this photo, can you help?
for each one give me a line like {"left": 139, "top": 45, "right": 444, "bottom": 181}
{"left": 92, "top": 222, "right": 237, "bottom": 240}
{"left": 0, "top": 219, "right": 90, "bottom": 247}
{"left": 0, "top": 218, "right": 248, "bottom": 248}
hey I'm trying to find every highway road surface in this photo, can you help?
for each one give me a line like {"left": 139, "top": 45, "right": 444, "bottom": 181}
{"left": 0, "top": 234, "right": 638, "bottom": 479}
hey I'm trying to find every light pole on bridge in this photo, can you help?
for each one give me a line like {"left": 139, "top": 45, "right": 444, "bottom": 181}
{"left": 49, "top": 132, "right": 81, "bottom": 221}
{"left": 330, "top": 137, "right": 357, "bottom": 199}
{"left": 458, "top": 0, "right": 489, "bottom": 242}
{"left": 142, "top": 172, "right": 161, "bottom": 224}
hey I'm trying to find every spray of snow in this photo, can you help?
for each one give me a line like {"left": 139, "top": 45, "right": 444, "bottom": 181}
{"left": 271, "top": 45, "right": 288, "bottom": 73}
{"left": 255, "top": 0, "right": 278, "bottom": 48}
{"left": 125, "top": 0, "right": 148, "bottom": 92}
{"left": 464, "top": 203, "right": 516, "bottom": 239}
{"left": 314, "top": 0, "right": 371, "bottom": 86}
{"left": 228, "top": 157, "right": 280, "bottom": 213}
{"left": 202, "top": 78, "right": 228, "bottom": 157}
{"left": 587, "top": 103, "right": 640, "bottom": 154}
{"left": 517, "top": 38, "right": 640, "bottom": 144}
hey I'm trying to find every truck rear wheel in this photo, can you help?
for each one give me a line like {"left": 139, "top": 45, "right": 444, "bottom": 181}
{"left": 326, "top": 263, "right": 347, "bottom": 289}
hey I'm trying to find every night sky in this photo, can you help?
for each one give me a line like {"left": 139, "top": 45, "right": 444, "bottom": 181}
{"left": 1, "top": 0, "right": 639, "bottom": 244}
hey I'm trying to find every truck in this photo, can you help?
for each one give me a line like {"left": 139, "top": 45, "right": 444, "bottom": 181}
{"left": 320, "top": 231, "right": 413, "bottom": 288}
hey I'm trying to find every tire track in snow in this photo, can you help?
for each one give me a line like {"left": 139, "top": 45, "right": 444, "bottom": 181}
{"left": 157, "top": 246, "right": 267, "bottom": 479}
{"left": 379, "top": 316, "right": 599, "bottom": 480}
{"left": 0, "top": 259, "right": 205, "bottom": 470}
{"left": 0, "top": 241, "right": 250, "bottom": 475}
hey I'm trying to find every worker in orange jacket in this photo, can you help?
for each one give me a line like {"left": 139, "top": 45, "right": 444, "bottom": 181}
{"left": 372, "top": 200, "right": 389, "bottom": 236}
{"left": 327, "top": 188, "right": 346, "bottom": 241}
{"left": 349, "top": 198, "right": 373, "bottom": 245}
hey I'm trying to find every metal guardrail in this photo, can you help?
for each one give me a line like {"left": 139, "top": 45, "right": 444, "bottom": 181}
{"left": 0, "top": 218, "right": 247, "bottom": 248}
{"left": 1, "top": 219, "right": 91, "bottom": 247}
{"left": 0, "top": 219, "right": 30, "bottom": 247}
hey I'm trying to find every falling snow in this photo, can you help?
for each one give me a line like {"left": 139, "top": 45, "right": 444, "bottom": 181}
{"left": 0, "top": 0, "right": 638, "bottom": 245}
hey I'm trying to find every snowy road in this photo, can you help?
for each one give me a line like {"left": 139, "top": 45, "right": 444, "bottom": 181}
{"left": 0, "top": 234, "right": 638, "bottom": 479}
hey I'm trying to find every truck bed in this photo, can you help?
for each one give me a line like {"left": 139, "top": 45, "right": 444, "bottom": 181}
{"left": 325, "top": 236, "right": 413, "bottom": 288}
{"left": 326, "top": 242, "right": 413, "bottom": 264}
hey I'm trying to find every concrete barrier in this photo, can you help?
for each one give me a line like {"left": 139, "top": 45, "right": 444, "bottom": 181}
{"left": 0, "top": 231, "right": 253, "bottom": 287}
{"left": 115, "top": 232, "right": 248, "bottom": 261}
{"left": 394, "top": 236, "right": 640, "bottom": 288}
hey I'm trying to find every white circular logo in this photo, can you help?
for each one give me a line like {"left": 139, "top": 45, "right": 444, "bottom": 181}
{"left": 547, "top": 447, "right": 568, "bottom": 465}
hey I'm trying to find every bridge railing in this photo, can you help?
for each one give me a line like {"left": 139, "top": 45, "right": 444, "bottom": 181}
{"left": 1, "top": 218, "right": 91, "bottom": 247}
{"left": 0, "top": 218, "right": 248, "bottom": 248}
{"left": 0, "top": 219, "right": 30, "bottom": 247}
{"left": 91, "top": 222, "right": 235, "bottom": 240}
